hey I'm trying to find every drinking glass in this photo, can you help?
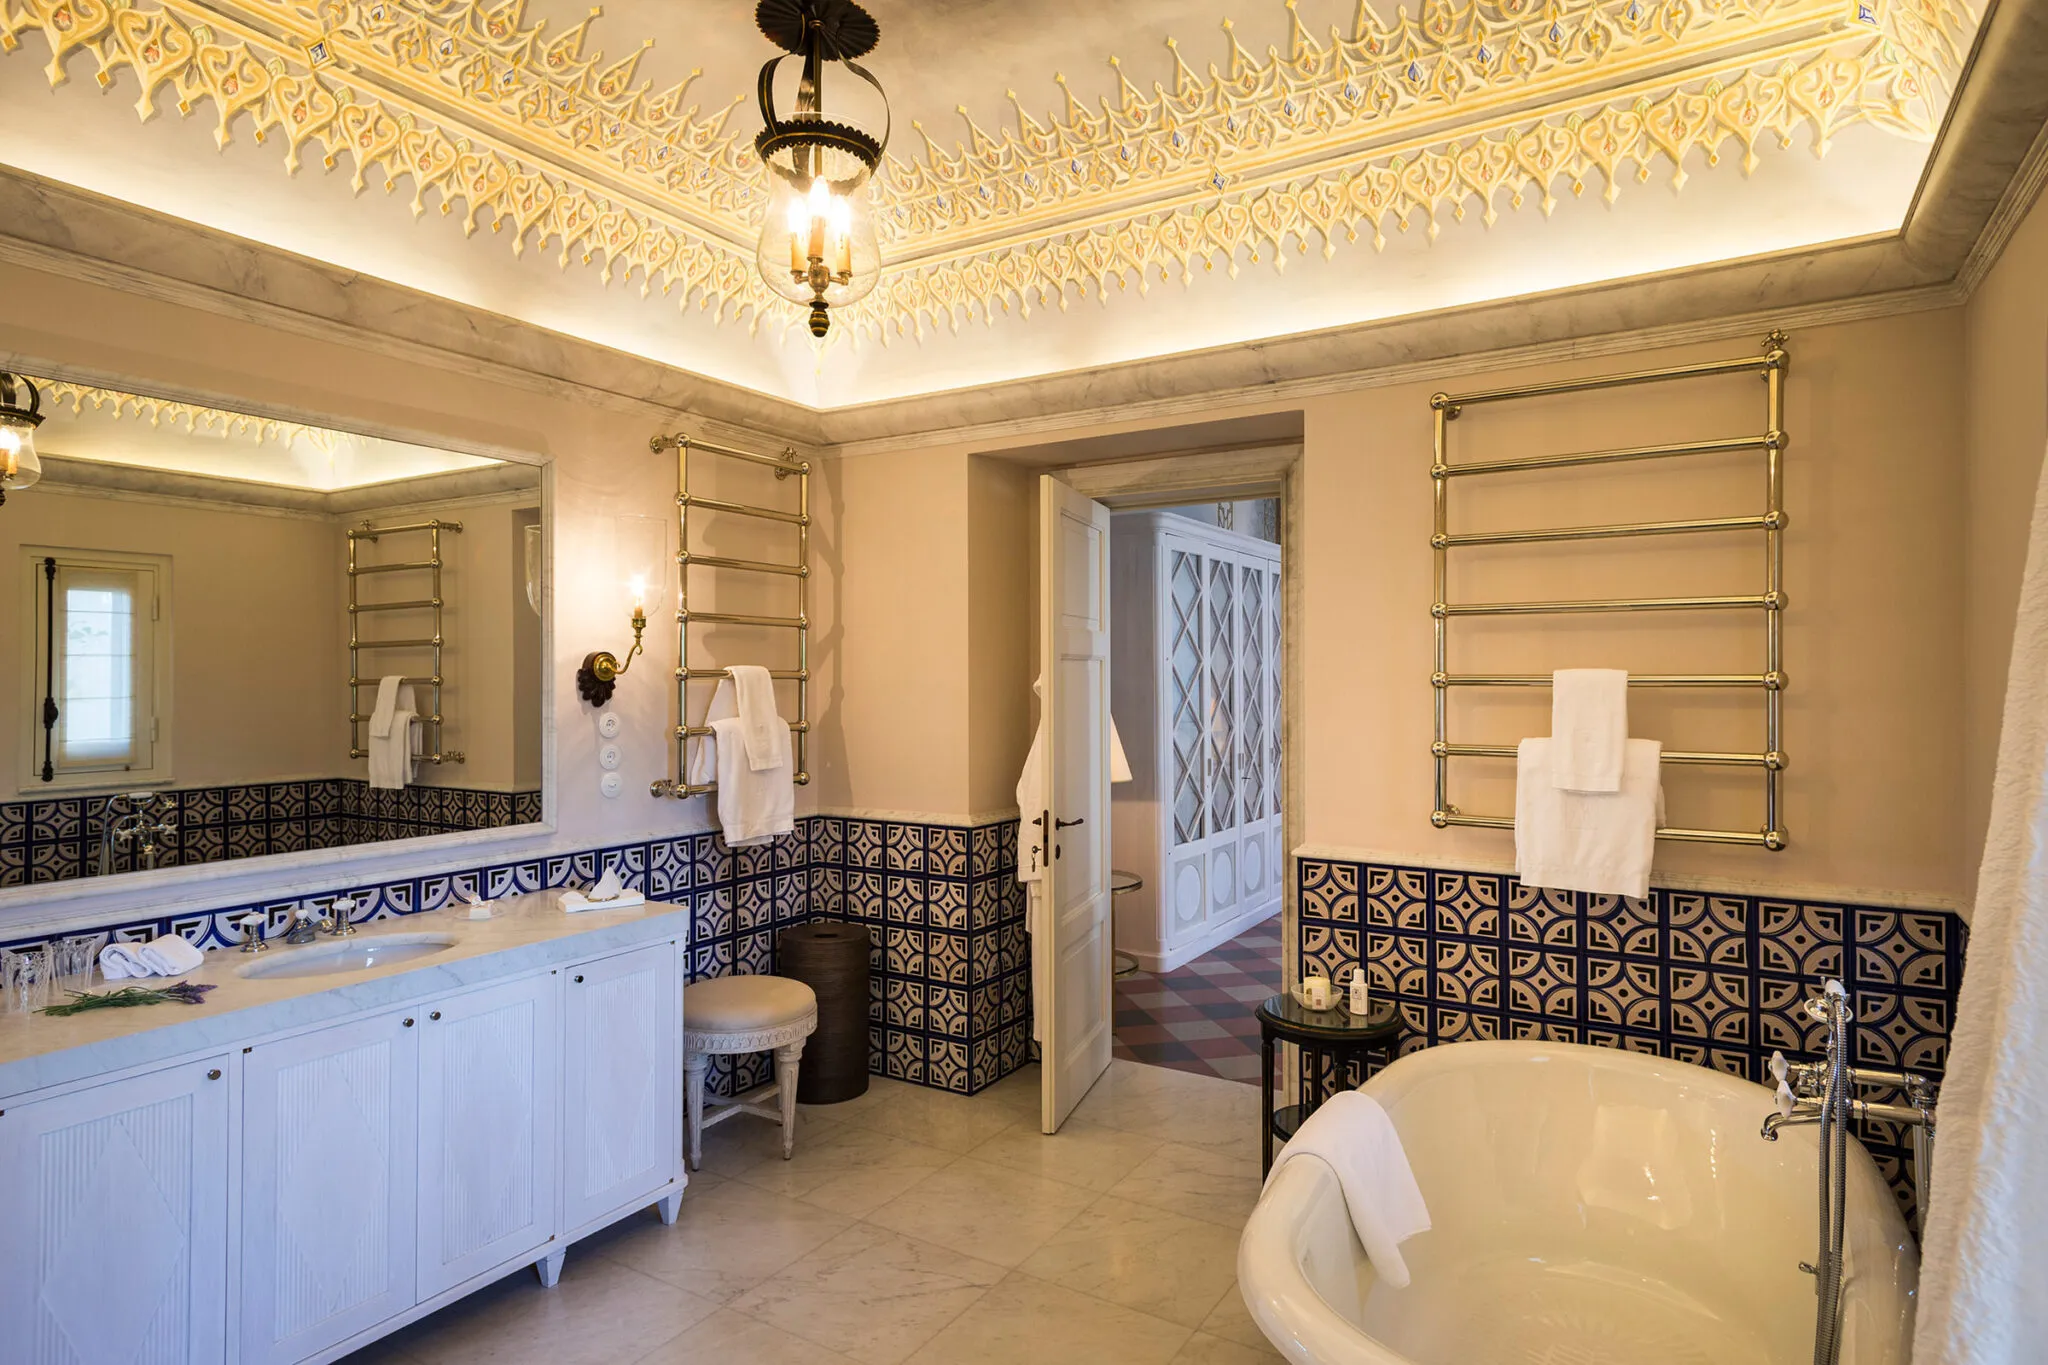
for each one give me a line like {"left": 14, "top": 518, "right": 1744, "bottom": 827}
{"left": 3, "top": 945, "right": 52, "bottom": 1014}
{"left": 57, "top": 933, "right": 108, "bottom": 991}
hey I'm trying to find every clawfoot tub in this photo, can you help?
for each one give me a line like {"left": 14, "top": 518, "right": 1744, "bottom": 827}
{"left": 1238, "top": 1041, "right": 1917, "bottom": 1364}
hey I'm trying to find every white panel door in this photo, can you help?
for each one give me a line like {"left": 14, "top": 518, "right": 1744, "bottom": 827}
{"left": 417, "top": 973, "right": 560, "bottom": 1299}
{"left": 563, "top": 943, "right": 681, "bottom": 1234}
{"left": 0, "top": 1057, "right": 230, "bottom": 1365}
{"left": 1039, "top": 476, "right": 1114, "bottom": 1133}
{"left": 241, "top": 1011, "right": 418, "bottom": 1365}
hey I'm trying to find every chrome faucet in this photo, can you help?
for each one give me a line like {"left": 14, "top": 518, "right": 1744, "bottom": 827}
{"left": 283, "top": 905, "right": 321, "bottom": 946}
{"left": 1760, "top": 980, "right": 1938, "bottom": 1365}
{"left": 237, "top": 913, "right": 268, "bottom": 953}
{"left": 321, "top": 895, "right": 360, "bottom": 938}
{"left": 94, "top": 791, "right": 176, "bottom": 876}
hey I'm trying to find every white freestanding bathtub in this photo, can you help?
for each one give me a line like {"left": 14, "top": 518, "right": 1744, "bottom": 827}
{"left": 1239, "top": 1041, "right": 1918, "bottom": 1365}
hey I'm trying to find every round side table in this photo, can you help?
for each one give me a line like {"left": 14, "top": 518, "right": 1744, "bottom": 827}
{"left": 1256, "top": 993, "right": 1404, "bottom": 1175}
{"left": 1108, "top": 870, "right": 1143, "bottom": 979}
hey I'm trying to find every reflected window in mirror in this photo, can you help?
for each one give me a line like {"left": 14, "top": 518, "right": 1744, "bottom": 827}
{"left": 0, "top": 375, "right": 546, "bottom": 889}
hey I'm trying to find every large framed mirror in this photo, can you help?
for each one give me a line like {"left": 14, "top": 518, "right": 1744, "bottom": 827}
{"left": 0, "top": 371, "right": 545, "bottom": 889}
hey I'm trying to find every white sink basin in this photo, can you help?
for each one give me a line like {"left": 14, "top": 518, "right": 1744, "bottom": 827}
{"left": 236, "top": 933, "right": 459, "bottom": 980}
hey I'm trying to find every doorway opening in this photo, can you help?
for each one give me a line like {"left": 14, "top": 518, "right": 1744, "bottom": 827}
{"left": 1106, "top": 496, "right": 1284, "bottom": 1085}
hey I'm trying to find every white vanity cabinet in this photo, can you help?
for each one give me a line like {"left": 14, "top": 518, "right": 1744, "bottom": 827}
{"left": 0, "top": 1055, "right": 232, "bottom": 1365}
{"left": 240, "top": 1008, "right": 421, "bottom": 1365}
{"left": 561, "top": 943, "right": 679, "bottom": 1237}
{"left": 416, "top": 971, "right": 560, "bottom": 1300}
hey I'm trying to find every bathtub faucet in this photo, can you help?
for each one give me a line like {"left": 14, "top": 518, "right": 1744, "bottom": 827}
{"left": 1760, "top": 981, "right": 1939, "bottom": 1365}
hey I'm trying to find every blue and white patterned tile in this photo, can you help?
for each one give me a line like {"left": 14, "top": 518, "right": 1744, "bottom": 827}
{"left": 884, "top": 1030, "right": 926, "bottom": 1085}
{"left": 929, "top": 879, "right": 969, "bottom": 931}
{"left": 1665, "top": 893, "right": 1749, "bottom": 969}
{"left": 928, "top": 930, "right": 969, "bottom": 985}
{"left": 1851, "top": 910, "right": 1950, "bottom": 992}
{"left": 1365, "top": 930, "right": 1428, "bottom": 1000}
{"left": 738, "top": 930, "right": 775, "bottom": 976}
{"left": 688, "top": 938, "right": 736, "bottom": 983}
{"left": 883, "top": 822, "right": 926, "bottom": 873}
{"left": 885, "top": 976, "right": 927, "bottom": 1031}
{"left": 928, "top": 985, "right": 969, "bottom": 1038}
{"left": 928, "top": 827, "right": 968, "bottom": 878}
{"left": 885, "top": 926, "right": 927, "bottom": 978}
{"left": 928, "top": 1039, "right": 971, "bottom": 1093}
{"left": 1583, "top": 893, "right": 1661, "bottom": 958}
{"left": 737, "top": 879, "right": 775, "bottom": 933}
{"left": 1299, "top": 922, "right": 1360, "bottom": 986}
{"left": 1431, "top": 940, "right": 1501, "bottom": 1009}
{"left": 1854, "top": 991, "right": 1949, "bottom": 1071}
{"left": 1506, "top": 883, "right": 1577, "bottom": 948}
{"left": 1431, "top": 871, "right": 1500, "bottom": 938}
{"left": 735, "top": 841, "right": 776, "bottom": 881}
{"left": 1504, "top": 949, "right": 1578, "bottom": 1019}
{"left": 1300, "top": 860, "right": 1359, "bottom": 924}
{"left": 1666, "top": 968, "right": 1752, "bottom": 1046}
{"left": 1365, "top": 865, "right": 1428, "bottom": 929}
{"left": 1757, "top": 901, "right": 1842, "bottom": 978}
{"left": 813, "top": 817, "right": 846, "bottom": 868}
{"left": 1432, "top": 1008, "right": 1501, "bottom": 1043}
{"left": 844, "top": 870, "right": 885, "bottom": 923}
{"left": 1584, "top": 957, "right": 1661, "bottom": 1033}
{"left": 883, "top": 873, "right": 926, "bottom": 927}
{"left": 844, "top": 819, "right": 884, "bottom": 870}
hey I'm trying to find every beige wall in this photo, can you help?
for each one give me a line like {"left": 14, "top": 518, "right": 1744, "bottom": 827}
{"left": 967, "top": 457, "right": 1038, "bottom": 816}
{"left": 828, "top": 310, "right": 1978, "bottom": 908}
{"left": 1961, "top": 181, "right": 2048, "bottom": 892}
{"left": 0, "top": 489, "right": 342, "bottom": 791}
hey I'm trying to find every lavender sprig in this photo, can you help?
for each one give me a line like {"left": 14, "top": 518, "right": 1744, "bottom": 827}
{"left": 38, "top": 982, "right": 217, "bottom": 1016}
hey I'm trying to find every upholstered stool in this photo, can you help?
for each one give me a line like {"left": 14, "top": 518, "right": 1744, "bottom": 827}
{"left": 682, "top": 974, "right": 819, "bottom": 1169}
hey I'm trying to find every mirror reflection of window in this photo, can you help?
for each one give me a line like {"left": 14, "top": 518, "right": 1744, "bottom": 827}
{"left": 24, "top": 552, "right": 167, "bottom": 786}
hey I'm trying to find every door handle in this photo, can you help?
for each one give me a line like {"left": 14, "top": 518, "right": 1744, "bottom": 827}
{"left": 1054, "top": 817, "right": 1085, "bottom": 830}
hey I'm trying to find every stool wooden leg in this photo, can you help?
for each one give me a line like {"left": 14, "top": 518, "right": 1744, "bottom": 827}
{"left": 684, "top": 1050, "right": 708, "bottom": 1171}
{"left": 774, "top": 1039, "right": 806, "bottom": 1160}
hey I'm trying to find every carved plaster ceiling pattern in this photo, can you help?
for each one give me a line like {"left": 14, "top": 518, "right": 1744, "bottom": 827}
{"left": 0, "top": 0, "right": 1982, "bottom": 348}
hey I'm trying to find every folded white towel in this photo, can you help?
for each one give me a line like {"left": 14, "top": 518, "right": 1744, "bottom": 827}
{"left": 1266, "top": 1091, "right": 1432, "bottom": 1289}
{"left": 1516, "top": 736, "right": 1665, "bottom": 899}
{"left": 687, "top": 714, "right": 795, "bottom": 847}
{"left": 368, "top": 684, "right": 420, "bottom": 791}
{"left": 560, "top": 868, "right": 647, "bottom": 913}
{"left": 726, "top": 665, "right": 791, "bottom": 773}
{"left": 101, "top": 935, "right": 203, "bottom": 979}
{"left": 1551, "top": 669, "right": 1628, "bottom": 792}
{"left": 369, "top": 675, "right": 404, "bottom": 739}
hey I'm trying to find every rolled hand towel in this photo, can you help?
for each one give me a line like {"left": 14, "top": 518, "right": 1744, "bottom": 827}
{"left": 99, "top": 941, "right": 148, "bottom": 980}
{"left": 138, "top": 934, "right": 204, "bottom": 977}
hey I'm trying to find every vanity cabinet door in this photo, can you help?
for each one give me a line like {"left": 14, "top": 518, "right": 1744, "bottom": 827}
{"left": 0, "top": 1057, "right": 231, "bottom": 1365}
{"left": 241, "top": 1010, "right": 419, "bottom": 1365}
{"left": 561, "top": 941, "right": 681, "bottom": 1235}
{"left": 416, "top": 972, "right": 560, "bottom": 1300}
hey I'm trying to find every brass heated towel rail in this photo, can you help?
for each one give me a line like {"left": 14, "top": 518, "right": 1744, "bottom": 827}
{"left": 646, "top": 433, "right": 811, "bottom": 798}
{"left": 1430, "top": 331, "right": 1789, "bottom": 850}
{"left": 347, "top": 517, "right": 465, "bottom": 765}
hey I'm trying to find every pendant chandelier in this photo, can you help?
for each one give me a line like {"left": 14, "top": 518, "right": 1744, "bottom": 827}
{"left": 0, "top": 372, "right": 43, "bottom": 507}
{"left": 752, "top": 0, "right": 889, "bottom": 339}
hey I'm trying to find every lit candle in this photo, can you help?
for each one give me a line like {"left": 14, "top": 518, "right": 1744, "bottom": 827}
{"left": 806, "top": 178, "right": 831, "bottom": 265}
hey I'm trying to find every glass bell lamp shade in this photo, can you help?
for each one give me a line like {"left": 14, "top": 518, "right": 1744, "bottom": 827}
{"left": 0, "top": 417, "right": 39, "bottom": 496}
{"left": 756, "top": 172, "right": 880, "bottom": 337}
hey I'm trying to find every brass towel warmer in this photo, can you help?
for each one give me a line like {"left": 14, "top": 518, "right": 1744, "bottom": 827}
{"left": 347, "top": 517, "right": 466, "bottom": 765}
{"left": 1430, "top": 330, "right": 1789, "bottom": 849}
{"left": 647, "top": 433, "right": 811, "bottom": 798}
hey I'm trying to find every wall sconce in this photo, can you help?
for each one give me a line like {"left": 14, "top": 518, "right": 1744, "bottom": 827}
{"left": 577, "top": 516, "right": 667, "bottom": 707}
{"left": 0, "top": 372, "right": 44, "bottom": 507}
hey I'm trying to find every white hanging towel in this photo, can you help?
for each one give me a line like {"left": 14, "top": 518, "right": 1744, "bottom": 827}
{"left": 369, "top": 675, "right": 403, "bottom": 738}
{"left": 686, "top": 709, "right": 794, "bottom": 847}
{"left": 1516, "top": 737, "right": 1664, "bottom": 899}
{"left": 1015, "top": 675, "right": 1051, "bottom": 1043}
{"left": 725, "top": 665, "right": 791, "bottom": 773}
{"left": 1264, "top": 1092, "right": 1432, "bottom": 1289}
{"left": 1550, "top": 668, "right": 1629, "bottom": 792}
{"left": 367, "top": 681, "right": 420, "bottom": 790}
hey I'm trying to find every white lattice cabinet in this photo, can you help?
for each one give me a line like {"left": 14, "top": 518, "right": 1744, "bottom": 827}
{"left": 562, "top": 943, "right": 679, "bottom": 1237}
{"left": 1110, "top": 512, "right": 1282, "bottom": 972}
{"left": 0, "top": 1056, "right": 231, "bottom": 1365}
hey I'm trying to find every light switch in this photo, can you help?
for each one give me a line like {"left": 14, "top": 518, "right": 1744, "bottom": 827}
{"left": 598, "top": 743, "right": 622, "bottom": 771}
{"left": 599, "top": 771, "right": 624, "bottom": 799}
{"left": 597, "top": 711, "right": 622, "bottom": 739}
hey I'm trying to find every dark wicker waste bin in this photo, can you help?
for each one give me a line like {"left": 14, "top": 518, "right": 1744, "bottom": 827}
{"left": 777, "top": 922, "right": 871, "bottom": 1103}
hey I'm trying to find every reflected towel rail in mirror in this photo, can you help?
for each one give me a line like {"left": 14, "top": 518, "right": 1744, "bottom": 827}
{"left": 348, "top": 517, "right": 464, "bottom": 767}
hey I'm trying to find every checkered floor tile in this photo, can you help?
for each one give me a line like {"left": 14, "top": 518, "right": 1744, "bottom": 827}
{"left": 1112, "top": 915, "right": 1282, "bottom": 1085}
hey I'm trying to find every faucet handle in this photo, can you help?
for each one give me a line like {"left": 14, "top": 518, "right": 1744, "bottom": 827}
{"left": 1775, "top": 1079, "right": 1798, "bottom": 1118}
{"left": 237, "top": 913, "right": 268, "bottom": 953}
{"left": 1769, "top": 1050, "right": 1788, "bottom": 1084}
{"left": 324, "top": 896, "right": 360, "bottom": 937}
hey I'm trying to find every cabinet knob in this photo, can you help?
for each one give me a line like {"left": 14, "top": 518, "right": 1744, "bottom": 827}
{"left": 403, "top": 1018, "right": 415, "bottom": 1027}
{"left": 206, "top": 1068, "right": 222, "bottom": 1080}
{"left": 573, "top": 974, "right": 584, "bottom": 983}
{"left": 430, "top": 1011, "right": 442, "bottom": 1021}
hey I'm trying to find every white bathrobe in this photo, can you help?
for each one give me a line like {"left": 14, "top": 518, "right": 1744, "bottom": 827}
{"left": 1016, "top": 676, "right": 1052, "bottom": 1044}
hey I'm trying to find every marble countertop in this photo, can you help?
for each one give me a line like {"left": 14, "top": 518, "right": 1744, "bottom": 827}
{"left": 0, "top": 892, "right": 689, "bottom": 1101}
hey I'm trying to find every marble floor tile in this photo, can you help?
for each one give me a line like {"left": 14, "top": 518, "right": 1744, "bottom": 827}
{"left": 633, "top": 1307, "right": 858, "bottom": 1365}
{"left": 598, "top": 1179, "right": 852, "bottom": 1303}
{"left": 1195, "top": 1282, "right": 1270, "bottom": 1350}
{"left": 1071, "top": 1063, "right": 1261, "bottom": 1153}
{"left": 693, "top": 1103, "right": 839, "bottom": 1179}
{"left": 963, "top": 1115, "right": 1164, "bottom": 1194}
{"left": 866, "top": 1156, "right": 1100, "bottom": 1268}
{"left": 836, "top": 1081, "right": 1033, "bottom": 1154}
{"left": 370, "top": 1245, "right": 719, "bottom": 1365}
{"left": 1017, "top": 1195, "right": 1241, "bottom": 1327}
{"left": 1169, "top": 1330, "right": 1287, "bottom": 1364}
{"left": 1106, "top": 1141, "right": 1265, "bottom": 1230}
{"left": 729, "top": 1222, "right": 1007, "bottom": 1365}
{"left": 903, "top": 1271, "right": 1192, "bottom": 1365}
{"left": 732, "top": 1120, "right": 960, "bottom": 1217}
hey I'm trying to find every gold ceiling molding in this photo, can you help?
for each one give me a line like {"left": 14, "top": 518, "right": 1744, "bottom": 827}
{"left": 32, "top": 375, "right": 343, "bottom": 452}
{"left": 0, "top": 0, "right": 1978, "bottom": 345}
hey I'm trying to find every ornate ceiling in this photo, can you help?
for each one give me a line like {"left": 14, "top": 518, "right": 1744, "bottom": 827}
{"left": 0, "top": 0, "right": 1989, "bottom": 405}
